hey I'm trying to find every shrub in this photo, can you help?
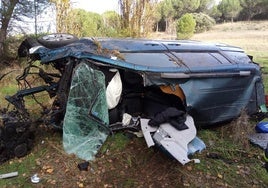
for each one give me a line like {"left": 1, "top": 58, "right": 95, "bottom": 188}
{"left": 192, "top": 13, "right": 216, "bottom": 33}
{"left": 176, "top": 13, "right": 196, "bottom": 40}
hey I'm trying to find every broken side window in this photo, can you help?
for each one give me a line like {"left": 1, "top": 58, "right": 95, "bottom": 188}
{"left": 63, "top": 62, "right": 109, "bottom": 161}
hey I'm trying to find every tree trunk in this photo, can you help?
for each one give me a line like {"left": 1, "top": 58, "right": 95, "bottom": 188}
{"left": 0, "top": 30, "right": 7, "bottom": 57}
{"left": 165, "top": 19, "right": 168, "bottom": 32}
{"left": 0, "top": 0, "right": 19, "bottom": 58}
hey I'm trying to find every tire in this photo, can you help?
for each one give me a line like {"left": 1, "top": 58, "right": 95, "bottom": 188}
{"left": 5, "top": 124, "right": 16, "bottom": 137}
{"left": 37, "top": 33, "right": 79, "bottom": 49}
{"left": 18, "top": 37, "right": 41, "bottom": 57}
{"left": 14, "top": 143, "right": 27, "bottom": 158}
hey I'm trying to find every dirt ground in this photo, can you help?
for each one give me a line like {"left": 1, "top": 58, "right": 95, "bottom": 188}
{"left": 31, "top": 128, "right": 191, "bottom": 187}
{"left": 18, "top": 123, "right": 266, "bottom": 188}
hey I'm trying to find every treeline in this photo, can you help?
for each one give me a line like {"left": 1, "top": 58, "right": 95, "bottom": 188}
{"left": 54, "top": 0, "right": 268, "bottom": 37}
{"left": 0, "top": 0, "right": 268, "bottom": 59}
{"left": 157, "top": 0, "right": 268, "bottom": 31}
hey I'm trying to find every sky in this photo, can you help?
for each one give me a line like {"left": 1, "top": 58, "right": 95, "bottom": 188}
{"left": 71, "top": 0, "right": 119, "bottom": 14}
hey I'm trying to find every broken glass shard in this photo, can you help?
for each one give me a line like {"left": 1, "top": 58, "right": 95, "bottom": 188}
{"left": 63, "top": 62, "right": 109, "bottom": 161}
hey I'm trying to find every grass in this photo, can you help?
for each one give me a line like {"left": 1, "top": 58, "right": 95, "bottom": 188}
{"left": 99, "top": 132, "right": 130, "bottom": 155}
{"left": 0, "top": 21, "right": 268, "bottom": 187}
{"left": 0, "top": 142, "right": 48, "bottom": 187}
{"left": 195, "top": 128, "right": 268, "bottom": 187}
{"left": 191, "top": 21, "right": 268, "bottom": 71}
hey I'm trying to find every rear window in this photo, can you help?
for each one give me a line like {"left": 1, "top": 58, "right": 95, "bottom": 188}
{"left": 123, "top": 53, "right": 180, "bottom": 68}
{"left": 173, "top": 52, "right": 230, "bottom": 67}
{"left": 223, "top": 51, "right": 252, "bottom": 64}
{"left": 122, "top": 52, "right": 240, "bottom": 68}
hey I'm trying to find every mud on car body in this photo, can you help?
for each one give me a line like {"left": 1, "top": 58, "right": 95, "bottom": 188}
{"left": 0, "top": 33, "right": 266, "bottom": 163}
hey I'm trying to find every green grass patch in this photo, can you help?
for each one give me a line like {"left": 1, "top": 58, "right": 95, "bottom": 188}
{"left": 0, "top": 85, "right": 18, "bottom": 95}
{"left": 100, "top": 132, "right": 130, "bottom": 154}
{"left": 0, "top": 147, "right": 47, "bottom": 187}
{"left": 121, "top": 178, "right": 138, "bottom": 188}
{"left": 0, "top": 85, "right": 19, "bottom": 108}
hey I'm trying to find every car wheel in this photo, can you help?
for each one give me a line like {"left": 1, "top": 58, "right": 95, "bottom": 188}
{"left": 37, "top": 33, "right": 79, "bottom": 49}
{"left": 18, "top": 37, "right": 41, "bottom": 57}
{"left": 14, "top": 143, "right": 27, "bottom": 158}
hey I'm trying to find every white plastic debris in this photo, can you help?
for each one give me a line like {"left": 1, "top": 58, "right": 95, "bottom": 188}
{"left": 122, "top": 113, "right": 132, "bottom": 126}
{"left": 0, "top": 172, "right": 18, "bottom": 179}
{"left": 192, "top": 159, "right": 201, "bottom": 164}
{"left": 31, "top": 174, "right": 40, "bottom": 183}
{"left": 140, "top": 115, "right": 206, "bottom": 165}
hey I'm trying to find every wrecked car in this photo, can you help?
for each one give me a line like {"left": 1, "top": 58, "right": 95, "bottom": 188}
{"left": 0, "top": 33, "right": 265, "bottom": 164}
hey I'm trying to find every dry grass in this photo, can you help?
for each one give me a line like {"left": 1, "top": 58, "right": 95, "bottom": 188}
{"left": 192, "top": 21, "right": 268, "bottom": 65}
{"left": 229, "top": 109, "right": 253, "bottom": 151}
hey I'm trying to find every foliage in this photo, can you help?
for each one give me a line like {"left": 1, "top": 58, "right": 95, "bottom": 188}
{"left": 196, "top": 0, "right": 216, "bottom": 13}
{"left": 156, "top": 0, "right": 174, "bottom": 32}
{"left": 0, "top": 0, "right": 49, "bottom": 59}
{"left": 102, "top": 11, "right": 121, "bottom": 37}
{"left": 156, "top": 0, "right": 215, "bottom": 33}
{"left": 176, "top": 13, "right": 196, "bottom": 39}
{"left": 208, "top": 5, "right": 222, "bottom": 22}
{"left": 50, "top": 0, "right": 72, "bottom": 33}
{"left": 70, "top": 9, "right": 104, "bottom": 37}
{"left": 218, "top": 0, "right": 242, "bottom": 22}
{"left": 192, "top": 13, "right": 216, "bottom": 33}
{"left": 163, "top": 0, "right": 199, "bottom": 20}
{"left": 3, "top": 35, "right": 22, "bottom": 57}
{"left": 5, "top": 0, "right": 49, "bottom": 33}
{"left": 239, "top": 0, "right": 268, "bottom": 20}
{"left": 141, "top": 1, "right": 160, "bottom": 35}
{"left": 118, "top": 0, "right": 159, "bottom": 37}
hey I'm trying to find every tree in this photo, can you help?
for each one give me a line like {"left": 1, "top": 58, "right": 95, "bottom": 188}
{"left": 70, "top": 9, "right": 104, "bottom": 37}
{"left": 102, "top": 11, "right": 121, "bottom": 37}
{"left": 196, "top": 0, "right": 215, "bottom": 13}
{"left": 156, "top": 0, "right": 211, "bottom": 33}
{"left": 239, "top": 0, "right": 267, "bottom": 20}
{"left": 0, "top": 0, "right": 17, "bottom": 58}
{"left": 153, "top": 1, "right": 162, "bottom": 31}
{"left": 157, "top": 0, "right": 174, "bottom": 32}
{"left": 176, "top": 13, "right": 196, "bottom": 39}
{"left": 50, "top": 0, "right": 71, "bottom": 33}
{"left": 171, "top": 0, "right": 200, "bottom": 19}
{"left": 192, "top": 13, "right": 215, "bottom": 33}
{"left": 118, "top": 0, "right": 157, "bottom": 37}
{"left": 0, "top": 0, "right": 49, "bottom": 58}
{"left": 102, "top": 11, "right": 120, "bottom": 30}
{"left": 141, "top": 1, "right": 160, "bottom": 35}
{"left": 218, "top": 0, "right": 242, "bottom": 22}
{"left": 208, "top": 5, "right": 222, "bottom": 22}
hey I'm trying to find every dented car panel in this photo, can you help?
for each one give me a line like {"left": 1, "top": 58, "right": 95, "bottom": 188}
{"left": 1, "top": 35, "right": 265, "bottom": 164}
{"left": 30, "top": 38, "right": 265, "bottom": 127}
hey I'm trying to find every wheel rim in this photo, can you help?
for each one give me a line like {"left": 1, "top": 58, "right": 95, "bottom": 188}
{"left": 42, "top": 34, "right": 74, "bottom": 42}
